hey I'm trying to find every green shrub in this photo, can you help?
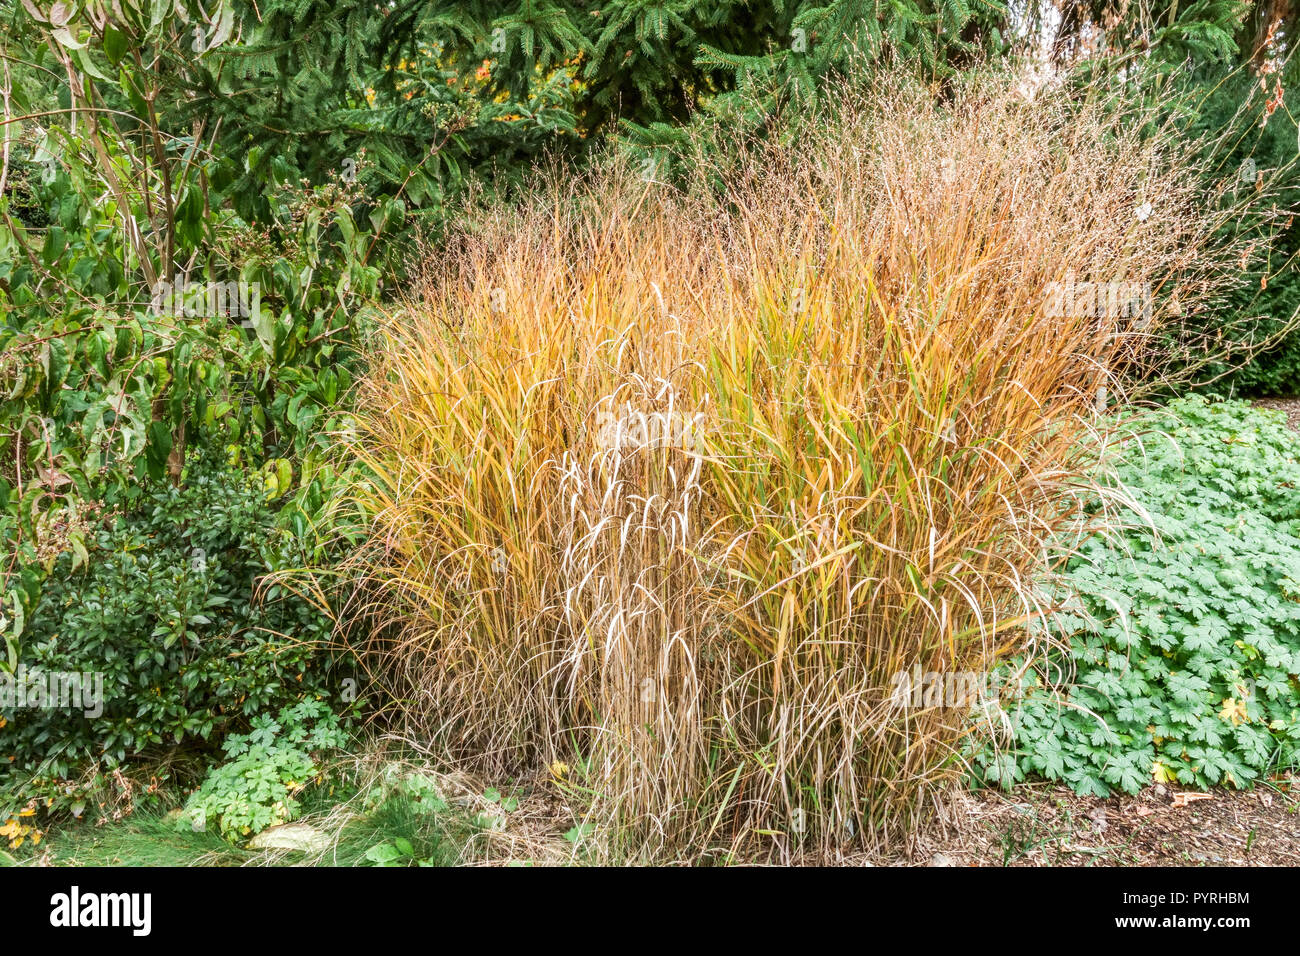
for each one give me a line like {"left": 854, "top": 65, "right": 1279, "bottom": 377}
{"left": 0, "top": 451, "right": 350, "bottom": 806}
{"left": 177, "top": 699, "right": 347, "bottom": 840}
{"left": 1, "top": 9, "right": 378, "bottom": 668}
{"left": 0, "top": 0, "right": 374, "bottom": 830}
{"left": 979, "top": 396, "right": 1300, "bottom": 796}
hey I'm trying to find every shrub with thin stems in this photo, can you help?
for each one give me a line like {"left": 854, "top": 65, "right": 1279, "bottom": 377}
{"left": 342, "top": 69, "right": 1274, "bottom": 861}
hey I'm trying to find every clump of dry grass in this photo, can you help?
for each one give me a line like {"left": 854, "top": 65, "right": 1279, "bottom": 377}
{"left": 343, "top": 71, "right": 1258, "bottom": 861}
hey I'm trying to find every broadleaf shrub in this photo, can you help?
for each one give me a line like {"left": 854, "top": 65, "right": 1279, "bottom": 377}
{"left": 1, "top": 1, "right": 380, "bottom": 667}
{"left": 0, "top": 452, "right": 348, "bottom": 807}
{"left": 979, "top": 396, "right": 1300, "bottom": 796}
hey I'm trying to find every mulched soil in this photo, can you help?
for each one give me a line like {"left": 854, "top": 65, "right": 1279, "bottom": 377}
{"left": 879, "top": 778, "right": 1300, "bottom": 866}
{"left": 1252, "top": 395, "right": 1300, "bottom": 430}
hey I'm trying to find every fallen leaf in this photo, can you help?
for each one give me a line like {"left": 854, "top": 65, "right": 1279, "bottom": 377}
{"left": 1171, "top": 793, "right": 1213, "bottom": 808}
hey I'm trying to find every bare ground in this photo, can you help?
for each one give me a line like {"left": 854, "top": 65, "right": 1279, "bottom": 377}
{"left": 870, "top": 776, "right": 1300, "bottom": 867}
{"left": 1252, "top": 395, "right": 1300, "bottom": 429}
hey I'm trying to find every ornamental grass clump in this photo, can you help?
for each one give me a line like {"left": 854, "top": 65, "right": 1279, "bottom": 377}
{"left": 345, "top": 72, "right": 1257, "bottom": 859}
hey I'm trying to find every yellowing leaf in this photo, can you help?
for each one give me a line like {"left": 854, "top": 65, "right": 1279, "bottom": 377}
{"left": 1219, "top": 697, "right": 1249, "bottom": 726}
